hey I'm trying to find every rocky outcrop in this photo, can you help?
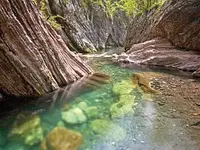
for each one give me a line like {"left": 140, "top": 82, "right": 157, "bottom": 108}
{"left": 124, "top": 0, "right": 200, "bottom": 77}
{"left": 125, "top": 0, "right": 200, "bottom": 51}
{"left": 0, "top": 0, "right": 92, "bottom": 97}
{"left": 119, "top": 38, "right": 200, "bottom": 73}
{"left": 47, "top": 0, "right": 128, "bottom": 52}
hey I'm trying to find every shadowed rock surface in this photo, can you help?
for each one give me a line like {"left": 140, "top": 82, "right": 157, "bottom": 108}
{"left": 47, "top": 0, "right": 129, "bottom": 52}
{"left": 125, "top": 0, "right": 200, "bottom": 51}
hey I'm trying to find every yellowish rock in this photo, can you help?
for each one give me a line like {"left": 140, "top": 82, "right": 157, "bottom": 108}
{"left": 9, "top": 114, "right": 43, "bottom": 146}
{"left": 40, "top": 127, "right": 82, "bottom": 150}
{"left": 132, "top": 72, "right": 162, "bottom": 94}
{"left": 112, "top": 80, "right": 136, "bottom": 95}
{"left": 110, "top": 95, "right": 136, "bottom": 118}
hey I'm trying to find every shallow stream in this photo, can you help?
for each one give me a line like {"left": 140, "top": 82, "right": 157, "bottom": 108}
{"left": 0, "top": 60, "right": 200, "bottom": 150}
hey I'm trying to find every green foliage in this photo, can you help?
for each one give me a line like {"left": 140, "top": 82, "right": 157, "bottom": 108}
{"left": 47, "top": 15, "right": 64, "bottom": 29}
{"left": 82, "top": 0, "right": 166, "bottom": 17}
{"left": 32, "top": 0, "right": 63, "bottom": 29}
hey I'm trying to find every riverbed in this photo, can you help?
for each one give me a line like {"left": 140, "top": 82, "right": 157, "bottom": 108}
{"left": 0, "top": 60, "right": 200, "bottom": 150}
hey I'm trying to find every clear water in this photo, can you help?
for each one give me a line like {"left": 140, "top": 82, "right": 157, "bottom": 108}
{"left": 0, "top": 61, "right": 199, "bottom": 150}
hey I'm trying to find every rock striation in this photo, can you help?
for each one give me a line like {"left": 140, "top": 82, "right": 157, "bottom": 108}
{"left": 47, "top": 0, "right": 129, "bottom": 52}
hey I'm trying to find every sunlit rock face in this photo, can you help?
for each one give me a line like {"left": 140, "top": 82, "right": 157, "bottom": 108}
{"left": 119, "top": 38, "right": 200, "bottom": 75}
{"left": 125, "top": 0, "right": 200, "bottom": 51}
{"left": 48, "top": 0, "right": 129, "bottom": 52}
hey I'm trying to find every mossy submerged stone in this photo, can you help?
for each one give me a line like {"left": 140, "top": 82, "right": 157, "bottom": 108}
{"left": 40, "top": 127, "right": 82, "bottom": 150}
{"left": 90, "top": 119, "right": 126, "bottom": 141}
{"left": 110, "top": 95, "right": 136, "bottom": 118}
{"left": 62, "top": 108, "right": 87, "bottom": 124}
{"left": 112, "top": 80, "right": 135, "bottom": 95}
{"left": 77, "top": 101, "right": 100, "bottom": 118}
{"left": 9, "top": 114, "right": 43, "bottom": 146}
{"left": 84, "top": 106, "right": 99, "bottom": 118}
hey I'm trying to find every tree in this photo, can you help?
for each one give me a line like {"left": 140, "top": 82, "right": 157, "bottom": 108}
{"left": 0, "top": 0, "right": 92, "bottom": 97}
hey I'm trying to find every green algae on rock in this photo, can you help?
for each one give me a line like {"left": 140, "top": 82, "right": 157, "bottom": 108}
{"left": 112, "top": 80, "right": 135, "bottom": 95}
{"left": 110, "top": 94, "right": 136, "bottom": 118}
{"left": 40, "top": 127, "right": 82, "bottom": 150}
{"left": 62, "top": 108, "right": 87, "bottom": 124}
{"left": 9, "top": 114, "right": 43, "bottom": 146}
{"left": 90, "top": 119, "right": 126, "bottom": 141}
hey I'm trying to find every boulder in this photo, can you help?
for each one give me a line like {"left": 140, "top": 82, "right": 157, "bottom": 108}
{"left": 132, "top": 72, "right": 161, "bottom": 94}
{"left": 112, "top": 80, "right": 135, "bottom": 95}
{"left": 40, "top": 127, "right": 82, "bottom": 150}
{"left": 9, "top": 113, "right": 43, "bottom": 146}
{"left": 110, "top": 95, "right": 136, "bottom": 118}
{"left": 62, "top": 108, "right": 87, "bottom": 124}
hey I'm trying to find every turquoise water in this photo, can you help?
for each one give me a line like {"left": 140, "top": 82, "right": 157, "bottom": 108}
{"left": 0, "top": 62, "right": 199, "bottom": 150}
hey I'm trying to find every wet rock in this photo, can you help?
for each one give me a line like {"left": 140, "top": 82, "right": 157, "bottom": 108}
{"left": 77, "top": 102, "right": 99, "bottom": 118}
{"left": 84, "top": 106, "right": 99, "bottom": 118}
{"left": 132, "top": 72, "right": 161, "bottom": 94}
{"left": 90, "top": 119, "right": 126, "bottom": 141}
{"left": 9, "top": 113, "right": 43, "bottom": 146}
{"left": 40, "top": 127, "right": 82, "bottom": 150}
{"left": 110, "top": 95, "right": 136, "bottom": 118}
{"left": 62, "top": 107, "right": 87, "bottom": 124}
{"left": 77, "top": 102, "right": 88, "bottom": 110}
{"left": 112, "top": 80, "right": 135, "bottom": 95}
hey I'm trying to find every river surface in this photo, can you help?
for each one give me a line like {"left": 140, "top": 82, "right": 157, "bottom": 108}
{"left": 0, "top": 60, "right": 200, "bottom": 150}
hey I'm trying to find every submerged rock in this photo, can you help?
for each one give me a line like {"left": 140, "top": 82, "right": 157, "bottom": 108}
{"left": 40, "top": 127, "right": 82, "bottom": 150}
{"left": 77, "top": 101, "right": 100, "bottom": 118}
{"left": 62, "top": 107, "right": 87, "bottom": 124}
{"left": 90, "top": 119, "right": 126, "bottom": 141}
{"left": 110, "top": 95, "right": 136, "bottom": 118}
{"left": 84, "top": 106, "right": 99, "bottom": 118}
{"left": 77, "top": 102, "right": 88, "bottom": 111}
{"left": 112, "top": 80, "right": 135, "bottom": 95}
{"left": 9, "top": 113, "right": 43, "bottom": 146}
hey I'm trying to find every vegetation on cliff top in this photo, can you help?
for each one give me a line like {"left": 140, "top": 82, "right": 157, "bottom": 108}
{"left": 82, "top": 0, "right": 166, "bottom": 17}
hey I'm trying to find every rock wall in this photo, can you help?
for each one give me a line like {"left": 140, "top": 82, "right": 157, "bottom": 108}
{"left": 125, "top": 0, "right": 200, "bottom": 51}
{"left": 47, "top": 0, "right": 129, "bottom": 52}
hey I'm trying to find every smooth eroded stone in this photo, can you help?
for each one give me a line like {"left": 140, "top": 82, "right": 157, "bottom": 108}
{"left": 62, "top": 108, "right": 87, "bottom": 124}
{"left": 40, "top": 127, "right": 82, "bottom": 150}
